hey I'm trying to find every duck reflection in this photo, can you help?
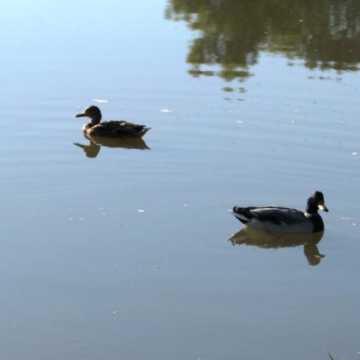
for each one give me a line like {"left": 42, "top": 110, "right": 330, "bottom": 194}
{"left": 74, "top": 134, "right": 150, "bottom": 158}
{"left": 166, "top": 0, "right": 360, "bottom": 83}
{"left": 229, "top": 228, "right": 325, "bottom": 266}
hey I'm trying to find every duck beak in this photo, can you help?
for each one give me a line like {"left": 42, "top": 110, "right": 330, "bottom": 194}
{"left": 318, "top": 204, "right": 329, "bottom": 212}
{"left": 76, "top": 112, "right": 86, "bottom": 118}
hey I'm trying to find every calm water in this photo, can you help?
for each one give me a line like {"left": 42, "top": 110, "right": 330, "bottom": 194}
{"left": 1, "top": 1, "right": 360, "bottom": 359}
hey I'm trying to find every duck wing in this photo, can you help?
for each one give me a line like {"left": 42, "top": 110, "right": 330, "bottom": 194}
{"left": 233, "top": 206, "right": 313, "bottom": 232}
{"left": 249, "top": 207, "right": 307, "bottom": 225}
{"left": 97, "top": 121, "right": 150, "bottom": 137}
{"left": 233, "top": 206, "right": 306, "bottom": 224}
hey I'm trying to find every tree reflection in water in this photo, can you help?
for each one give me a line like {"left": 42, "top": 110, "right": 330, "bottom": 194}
{"left": 166, "top": 0, "right": 360, "bottom": 83}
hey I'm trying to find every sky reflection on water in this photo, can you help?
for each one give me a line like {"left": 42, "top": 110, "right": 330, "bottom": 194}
{"left": 0, "top": 1, "right": 359, "bottom": 360}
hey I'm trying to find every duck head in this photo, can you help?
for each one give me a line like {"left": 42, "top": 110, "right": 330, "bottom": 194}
{"left": 306, "top": 191, "right": 329, "bottom": 214}
{"left": 76, "top": 105, "right": 102, "bottom": 125}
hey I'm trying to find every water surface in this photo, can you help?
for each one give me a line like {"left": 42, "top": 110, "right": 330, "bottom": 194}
{"left": 1, "top": 1, "right": 359, "bottom": 359}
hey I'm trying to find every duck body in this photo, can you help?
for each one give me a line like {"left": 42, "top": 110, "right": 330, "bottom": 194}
{"left": 233, "top": 206, "right": 324, "bottom": 233}
{"left": 76, "top": 105, "right": 150, "bottom": 138}
{"left": 233, "top": 191, "right": 328, "bottom": 234}
{"left": 83, "top": 120, "right": 150, "bottom": 138}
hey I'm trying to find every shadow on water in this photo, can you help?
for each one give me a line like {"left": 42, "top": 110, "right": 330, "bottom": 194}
{"left": 74, "top": 135, "right": 150, "bottom": 158}
{"left": 166, "top": 0, "right": 360, "bottom": 86}
{"left": 229, "top": 228, "right": 325, "bottom": 266}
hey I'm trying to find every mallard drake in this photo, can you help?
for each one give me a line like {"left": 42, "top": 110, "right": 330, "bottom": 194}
{"left": 76, "top": 105, "right": 150, "bottom": 138}
{"left": 229, "top": 228, "right": 325, "bottom": 266}
{"left": 233, "top": 191, "right": 329, "bottom": 233}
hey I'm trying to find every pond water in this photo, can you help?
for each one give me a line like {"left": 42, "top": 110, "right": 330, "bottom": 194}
{"left": 1, "top": 1, "right": 359, "bottom": 359}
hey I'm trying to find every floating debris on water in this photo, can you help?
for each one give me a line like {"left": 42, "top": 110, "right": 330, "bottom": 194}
{"left": 98, "top": 207, "right": 107, "bottom": 216}
{"left": 340, "top": 216, "right": 353, "bottom": 221}
{"left": 236, "top": 120, "right": 244, "bottom": 125}
{"left": 352, "top": 152, "right": 358, "bottom": 156}
{"left": 137, "top": 209, "right": 145, "bottom": 213}
{"left": 160, "top": 108, "right": 172, "bottom": 113}
{"left": 93, "top": 98, "right": 109, "bottom": 104}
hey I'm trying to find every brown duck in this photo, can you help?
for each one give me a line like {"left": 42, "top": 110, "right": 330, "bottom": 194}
{"left": 76, "top": 105, "right": 150, "bottom": 138}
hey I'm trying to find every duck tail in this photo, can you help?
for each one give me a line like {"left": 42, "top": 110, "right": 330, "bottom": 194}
{"left": 232, "top": 207, "right": 253, "bottom": 224}
{"left": 140, "top": 127, "right": 151, "bottom": 136}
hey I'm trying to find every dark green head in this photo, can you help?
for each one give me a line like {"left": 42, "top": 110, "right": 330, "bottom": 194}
{"left": 306, "top": 191, "right": 329, "bottom": 214}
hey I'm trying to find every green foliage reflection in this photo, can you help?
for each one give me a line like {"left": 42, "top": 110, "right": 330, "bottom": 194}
{"left": 166, "top": 0, "right": 360, "bottom": 81}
